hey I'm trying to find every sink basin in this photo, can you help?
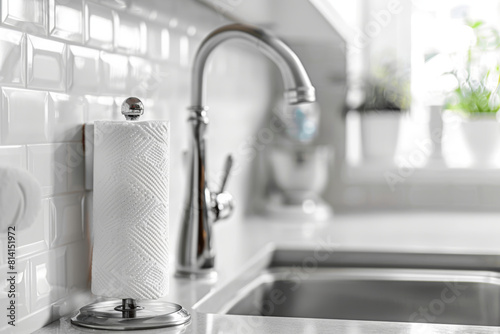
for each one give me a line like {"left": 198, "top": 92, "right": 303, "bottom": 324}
{"left": 195, "top": 248, "right": 500, "bottom": 326}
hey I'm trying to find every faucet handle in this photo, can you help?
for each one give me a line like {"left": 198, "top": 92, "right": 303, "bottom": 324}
{"left": 212, "top": 154, "right": 234, "bottom": 221}
{"left": 218, "top": 155, "right": 233, "bottom": 194}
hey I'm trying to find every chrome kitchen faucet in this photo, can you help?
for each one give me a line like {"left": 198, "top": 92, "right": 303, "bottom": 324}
{"left": 176, "top": 23, "right": 316, "bottom": 278}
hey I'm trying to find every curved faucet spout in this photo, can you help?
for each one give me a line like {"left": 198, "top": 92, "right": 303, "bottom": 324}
{"left": 191, "top": 23, "right": 316, "bottom": 109}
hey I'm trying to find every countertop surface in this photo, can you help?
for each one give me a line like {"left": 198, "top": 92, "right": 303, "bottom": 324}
{"left": 35, "top": 212, "right": 500, "bottom": 334}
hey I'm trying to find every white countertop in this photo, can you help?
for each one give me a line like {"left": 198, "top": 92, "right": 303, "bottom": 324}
{"left": 35, "top": 212, "right": 500, "bottom": 333}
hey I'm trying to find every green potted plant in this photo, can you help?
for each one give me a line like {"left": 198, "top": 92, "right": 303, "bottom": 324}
{"left": 444, "top": 20, "right": 500, "bottom": 167}
{"left": 353, "top": 63, "right": 411, "bottom": 163}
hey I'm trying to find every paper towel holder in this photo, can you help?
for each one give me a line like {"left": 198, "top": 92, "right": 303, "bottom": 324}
{"left": 71, "top": 299, "right": 191, "bottom": 331}
{"left": 71, "top": 98, "right": 191, "bottom": 331}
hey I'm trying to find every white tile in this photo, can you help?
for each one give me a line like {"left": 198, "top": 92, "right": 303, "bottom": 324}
{"left": 84, "top": 2, "right": 114, "bottom": 50}
{"left": 113, "top": 96, "right": 129, "bottom": 120}
{"left": 48, "top": 0, "right": 83, "bottom": 42}
{"left": 67, "top": 46, "right": 100, "bottom": 94}
{"left": 47, "top": 93, "right": 85, "bottom": 142}
{"left": 0, "top": 259, "right": 30, "bottom": 320}
{"left": 114, "top": 12, "right": 146, "bottom": 54}
{"left": 146, "top": 96, "right": 168, "bottom": 120}
{"left": 27, "top": 143, "right": 67, "bottom": 196}
{"left": 169, "top": 26, "right": 181, "bottom": 66}
{"left": 66, "top": 143, "right": 85, "bottom": 192}
{"left": 11, "top": 305, "right": 52, "bottom": 334}
{"left": 30, "top": 248, "right": 67, "bottom": 312}
{"left": 148, "top": 98, "right": 167, "bottom": 120}
{"left": 146, "top": 23, "right": 163, "bottom": 60}
{"left": 0, "top": 145, "right": 27, "bottom": 169}
{"left": 27, "top": 36, "right": 66, "bottom": 91}
{"left": 100, "top": 52, "right": 128, "bottom": 93}
{"left": 129, "top": 56, "right": 154, "bottom": 96}
{"left": 179, "top": 35, "right": 189, "bottom": 68}
{"left": 161, "top": 28, "right": 170, "bottom": 61}
{"left": 1, "top": 0, "right": 47, "bottom": 35}
{"left": 128, "top": 1, "right": 155, "bottom": 18}
{"left": 155, "top": 62, "right": 177, "bottom": 102}
{"left": 96, "top": 0, "right": 128, "bottom": 10}
{"left": 17, "top": 199, "right": 50, "bottom": 258}
{"left": 49, "top": 193, "right": 84, "bottom": 248}
{"left": 0, "top": 27, "right": 26, "bottom": 87}
{"left": 1, "top": 88, "right": 49, "bottom": 145}
{"left": 84, "top": 95, "right": 115, "bottom": 121}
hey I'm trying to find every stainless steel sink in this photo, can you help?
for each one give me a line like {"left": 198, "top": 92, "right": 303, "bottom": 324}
{"left": 195, "top": 248, "right": 500, "bottom": 326}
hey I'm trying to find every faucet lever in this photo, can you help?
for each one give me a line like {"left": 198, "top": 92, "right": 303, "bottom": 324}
{"left": 218, "top": 155, "right": 233, "bottom": 194}
{"left": 211, "top": 154, "right": 234, "bottom": 222}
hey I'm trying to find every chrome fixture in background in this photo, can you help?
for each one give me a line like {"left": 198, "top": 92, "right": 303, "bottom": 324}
{"left": 176, "top": 23, "right": 316, "bottom": 278}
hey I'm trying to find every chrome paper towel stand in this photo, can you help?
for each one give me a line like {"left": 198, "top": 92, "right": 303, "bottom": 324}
{"left": 71, "top": 98, "right": 191, "bottom": 331}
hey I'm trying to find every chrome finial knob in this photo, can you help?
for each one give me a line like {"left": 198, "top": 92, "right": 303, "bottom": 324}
{"left": 121, "top": 97, "right": 144, "bottom": 121}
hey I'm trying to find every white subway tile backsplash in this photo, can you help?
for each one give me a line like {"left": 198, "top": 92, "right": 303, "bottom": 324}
{"left": 0, "top": 258, "right": 31, "bottom": 320}
{"left": 0, "top": 27, "right": 25, "bottom": 87}
{"left": 84, "top": 192, "right": 93, "bottom": 236}
{"left": 100, "top": 51, "right": 128, "bottom": 93}
{"left": 1, "top": 0, "right": 47, "bottom": 34}
{"left": 49, "top": 193, "right": 84, "bottom": 248}
{"left": 0, "top": 145, "right": 27, "bottom": 169}
{"left": 179, "top": 35, "right": 189, "bottom": 68}
{"left": 113, "top": 96, "right": 129, "bottom": 119}
{"left": 27, "top": 143, "right": 67, "bottom": 196}
{"left": 154, "top": 62, "right": 176, "bottom": 102}
{"left": 30, "top": 248, "right": 67, "bottom": 311}
{"left": 67, "top": 46, "right": 100, "bottom": 94}
{"left": 114, "top": 12, "right": 146, "bottom": 54}
{"left": 48, "top": 0, "right": 83, "bottom": 42}
{"left": 48, "top": 93, "right": 85, "bottom": 142}
{"left": 168, "top": 26, "right": 181, "bottom": 65}
{"left": 97, "top": 0, "right": 129, "bottom": 10}
{"left": 161, "top": 28, "right": 170, "bottom": 60}
{"left": 128, "top": 1, "right": 156, "bottom": 18}
{"left": 18, "top": 199, "right": 50, "bottom": 258}
{"left": 18, "top": 258, "right": 31, "bottom": 318}
{"left": 1, "top": 88, "right": 48, "bottom": 144}
{"left": 0, "top": 266, "right": 13, "bottom": 333}
{"left": 146, "top": 23, "right": 164, "bottom": 60}
{"left": 27, "top": 35, "right": 66, "bottom": 91}
{"left": 84, "top": 95, "right": 114, "bottom": 121}
{"left": 84, "top": 2, "right": 114, "bottom": 50}
{"left": 129, "top": 56, "right": 153, "bottom": 97}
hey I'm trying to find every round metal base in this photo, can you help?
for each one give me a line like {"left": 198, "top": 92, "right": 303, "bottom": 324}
{"left": 71, "top": 300, "right": 191, "bottom": 331}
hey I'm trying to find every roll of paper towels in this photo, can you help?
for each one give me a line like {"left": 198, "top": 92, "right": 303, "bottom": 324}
{"left": 92, "top": 120, "right": 169, "bottom": 299}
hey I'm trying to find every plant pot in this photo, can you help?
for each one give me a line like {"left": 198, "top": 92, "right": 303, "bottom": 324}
{"left": 358, "top": 111, "right": 402, "bottom": 163}
{"left": 442, "top": 110, "right": 500, "bottom": 167}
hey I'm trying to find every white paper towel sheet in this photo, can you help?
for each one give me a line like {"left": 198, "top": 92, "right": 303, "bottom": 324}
{"left": 92, "top": 120, "right": 170, "bottom": 299}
